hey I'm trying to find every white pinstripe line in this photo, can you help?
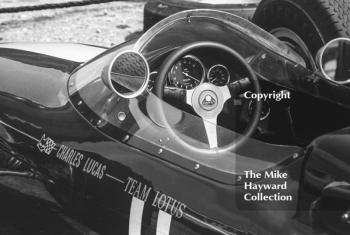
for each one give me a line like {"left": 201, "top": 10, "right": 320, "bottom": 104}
{"left": 0, "top": 120, "right": 40, "bottom": 142}
{"left": 129, "top": 197, "right": 144, "bottom": 235}
{"left": 156, "top": 211, "right": 172, "bottom": 235}
{"left": 105, "top": 173, "right": 125, "bottom": 184}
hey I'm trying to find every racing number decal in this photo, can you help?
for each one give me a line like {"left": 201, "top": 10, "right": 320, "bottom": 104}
{"left": 128, "top": 197, "right": 172, "bottom": 235}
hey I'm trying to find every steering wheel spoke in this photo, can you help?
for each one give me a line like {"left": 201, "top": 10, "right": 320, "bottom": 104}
{"left": 202, "top": 116, "right": 218, "bottom": 149}
{"left": 228, "top": 77, "right": 251, "bottom": 97}
{"left": 219, "top": 85, "right": 232, "bottom": 103}
{"left": 185, "top": 89, "right": 195, "bottom": 106}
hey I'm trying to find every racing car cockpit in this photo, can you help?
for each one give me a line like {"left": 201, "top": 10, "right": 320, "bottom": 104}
{"left": 68, "top": 10, "right": 350, "bottom": 184}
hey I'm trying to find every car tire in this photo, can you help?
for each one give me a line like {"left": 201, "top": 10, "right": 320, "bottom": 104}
{"left": 144, "top": 0, "right": 260, "bottom": 32}
{"left": 144, "top": 0, "right": 169, "bottom": 32}
{"left": 252, "top": 0, "right": 350, "bottom": 69}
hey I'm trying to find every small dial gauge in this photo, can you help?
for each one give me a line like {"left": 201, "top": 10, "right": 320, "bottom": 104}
{"left": 248, "top": 100, "right": 271, "bottom": 121}
{"left": 168, "top": 55, "right": 205, "bottom": 89}
{"left": 208, "top": 64, "right": 230, "bottom": 86}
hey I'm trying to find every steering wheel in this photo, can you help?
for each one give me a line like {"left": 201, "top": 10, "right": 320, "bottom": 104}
{"left": 155, "top": 41, "right": 262, "bottom": 152}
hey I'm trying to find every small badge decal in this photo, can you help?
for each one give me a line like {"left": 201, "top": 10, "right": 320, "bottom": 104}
{"left": 37, "top": 134, "right": 57, "bottom": 155}
{"left": 202, "top": 94, "right": 216, "bottom": 107}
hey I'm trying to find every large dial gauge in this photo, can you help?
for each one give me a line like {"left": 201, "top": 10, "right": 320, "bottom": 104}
{"left": 168, "top": 55, "right": 205, "bottom": 89}
{"left": 208, "top": 64, "right": 230, "bottom": 86}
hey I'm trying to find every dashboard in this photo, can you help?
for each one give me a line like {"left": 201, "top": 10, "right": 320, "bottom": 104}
{"left": 145, "top": 49, "right": 299, "bottom": 146}
{"left": 147, "top": 50, "right": 246, "bottom": 91}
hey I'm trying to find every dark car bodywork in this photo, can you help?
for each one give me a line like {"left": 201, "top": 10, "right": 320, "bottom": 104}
{"left": 1, "top": 9, "right": 350, "bottom": 235}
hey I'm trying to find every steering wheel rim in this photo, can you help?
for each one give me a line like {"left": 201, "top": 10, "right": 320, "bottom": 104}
{"left": 155, "top": 41, "right": 262, "bottom": 153}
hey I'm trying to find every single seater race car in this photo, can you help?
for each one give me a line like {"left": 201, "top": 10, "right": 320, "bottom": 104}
{"left": 1, "top": 1, "right": 350, "bottom": 235}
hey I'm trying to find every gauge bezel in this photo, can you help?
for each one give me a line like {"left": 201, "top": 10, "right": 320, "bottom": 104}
{"left": 168, "top": 54, "right": 206, "bottom": 89}
{"left": 248, "top": 100, "right": 271, "bottom": 121}
{"left": 105, "top": 50, "right": 150, "bottom": 99}
{"left": 207, "top": 64, "right": 231, "bottom": 86}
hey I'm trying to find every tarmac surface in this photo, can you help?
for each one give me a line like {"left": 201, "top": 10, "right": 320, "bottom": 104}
{"left": 0, "top": 0, "right": 145, "bottom": 47}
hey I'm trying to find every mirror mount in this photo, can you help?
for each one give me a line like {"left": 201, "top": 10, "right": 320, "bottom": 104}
{"left": 102, "top": 50, "right": 150, "bottom": 99}
{"left": 316, "top": 37, "right": 350, "bottom": 85}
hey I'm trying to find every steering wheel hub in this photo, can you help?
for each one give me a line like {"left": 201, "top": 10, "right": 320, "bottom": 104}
{"left": 199, "top": 91, "right": 218, "bottom": 110}
{"left": 189, "top": 83, "right": 226, "bottom": 119}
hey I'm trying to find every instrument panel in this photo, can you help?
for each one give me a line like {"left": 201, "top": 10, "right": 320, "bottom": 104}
{"left": 148, "top": 53, "right": 245, "bottom": 92}
{"left": 207, "top": 64, "right": 230, "bottom": 86}
{"left": 167, "top": 54, "right": 232, "bottom": 89}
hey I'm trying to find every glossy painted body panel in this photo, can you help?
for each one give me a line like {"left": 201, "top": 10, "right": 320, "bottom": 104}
{"left": 0, "top": 46, "right": 85, "bottom": 206}
{"left": 0, "top": 44, "right": 323, "bottom": 235}
{"left": 0, "top": 42, "right": 106, "bottom": 63}
{"left": 299, "top": 128, "right": 350, "bottom": 235}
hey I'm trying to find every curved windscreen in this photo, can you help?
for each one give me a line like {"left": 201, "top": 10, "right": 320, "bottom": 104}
{"left": 69, "top": 10, "right": 309, "bottom": 183}
{"left": 135, "top": 10, "right": 305, "bottom": 66}
{"left": 135, "top": 10, "right": 350, "bottom": 109}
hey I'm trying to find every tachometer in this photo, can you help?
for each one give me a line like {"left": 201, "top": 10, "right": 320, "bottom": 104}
{"left": 168, "top": 55, "right": 205, "bottom": 89}
{"left": 208, "top": 64, "right": 230, "bottom": 86}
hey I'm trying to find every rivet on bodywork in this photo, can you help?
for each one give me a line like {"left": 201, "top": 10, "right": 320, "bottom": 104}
{"left": 158, "top": 148, "right": 163, "bottom": 154}
{"left": 160, "top": 137, "right": 170, "bottom": 143}
{"left": 157, "top": 3, "right": 168, "bottom": 9}
{"left": 194, "top": 164, "right": 200, "bottom": 170}
{"left": 118, "top": 112, "right": 126, "bottom": 121}
{"left": 77, "top": 101, "right": 83, "bottom": 106}
{"left": 342, "top": 211, "right": 350, "bottom": 223}
{"left": 293, "top": 153, "right": 299, "bottom": 159}
{"left": 97, "top": 120, "right": 103, "bottom": 126}
{"left": 186, "top": 15, "right": 191, "bottom": 23}
{"left": 122, "top": 135, "right": 130, "bottom": 142}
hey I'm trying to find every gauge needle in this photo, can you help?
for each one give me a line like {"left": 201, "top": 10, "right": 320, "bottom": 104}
{"left": 182, "top": 72, "right": 201, "bottom": 83}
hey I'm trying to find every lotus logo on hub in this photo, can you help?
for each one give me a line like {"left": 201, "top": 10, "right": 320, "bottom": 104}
{"left": 243, "top": 90, "right": 291, "bottom": 102}
{"left": 202, "top": 95, "right": 216, "bottom": 106}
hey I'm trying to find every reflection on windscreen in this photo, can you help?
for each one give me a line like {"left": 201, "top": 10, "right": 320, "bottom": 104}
{"left": 111, "top": 73, "right": 144, "bottom": 94}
